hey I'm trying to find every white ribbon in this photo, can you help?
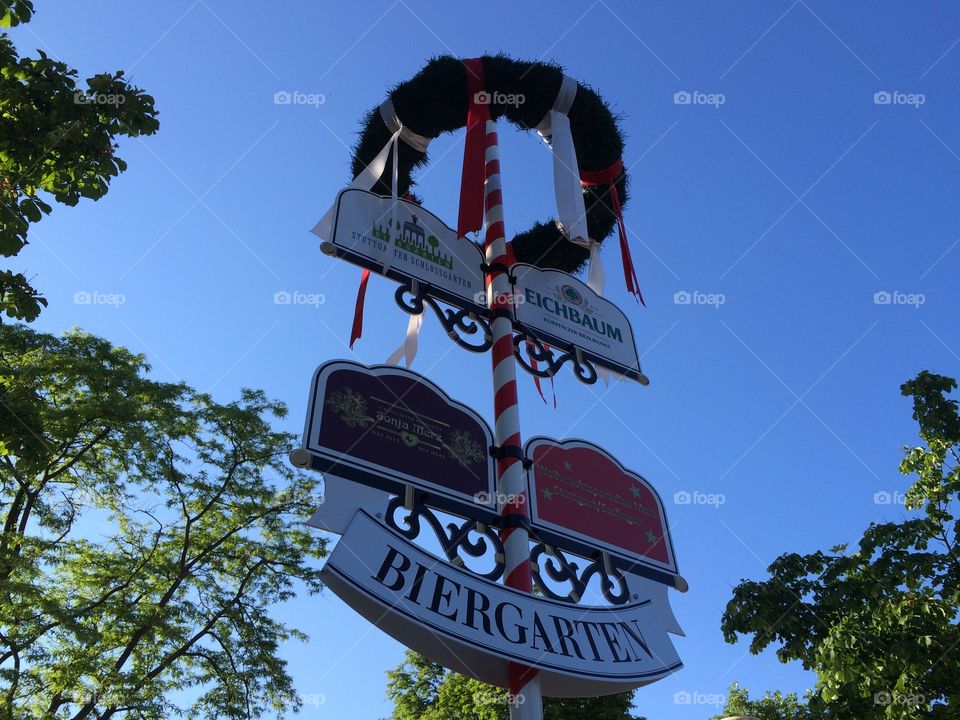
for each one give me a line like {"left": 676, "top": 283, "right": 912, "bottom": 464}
{"left": 537, "top": 75, "right": 588, "bottom": 247}
{"left": 310, "top": 99, "right": 432, "bottom": 274}
{"left": 379, "top": 98, "right": 431, "bottom": 153}
{"left": 385, "top": 310, "right": 424, "bottom": 368}
{"left": 587, "top": 240, "right": 605, "bottom": 295}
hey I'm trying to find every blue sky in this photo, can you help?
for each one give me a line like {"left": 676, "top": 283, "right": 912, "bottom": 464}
{"left": 10, "top": 1, "right": 960, "bottom": 718}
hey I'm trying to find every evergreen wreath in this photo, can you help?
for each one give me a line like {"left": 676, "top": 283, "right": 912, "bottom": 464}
{"left": 348, "top": 54, "right": 628, "bottom": 275}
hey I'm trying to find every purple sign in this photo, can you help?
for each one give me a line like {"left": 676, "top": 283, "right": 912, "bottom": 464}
{"left": 301, "top": 361, "right": 496, "bottom": 511}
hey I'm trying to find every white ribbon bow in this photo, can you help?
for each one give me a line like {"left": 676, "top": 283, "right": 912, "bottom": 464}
{"left": 310, "top": 98, "right": 431, "bottom": 275}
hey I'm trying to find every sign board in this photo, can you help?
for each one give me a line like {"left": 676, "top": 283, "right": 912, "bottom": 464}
{"left": 321, "top": 510, "right": 683, "bottom": 697}
{"left": 525, "top": 438, "right": 678, "bottom": 586}
{"left": 300, "top": 360, "right": 497, "bottom": 515}
{"left": 323, "top": 189, "right": 488, "bottom": 315}
{"left": 512, "top": 264, "right": 646, "bottom": 383}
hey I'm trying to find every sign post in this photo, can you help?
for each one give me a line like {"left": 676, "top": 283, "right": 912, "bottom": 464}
{"left": 481, "top": 119, "right": 542, "bottom": 720}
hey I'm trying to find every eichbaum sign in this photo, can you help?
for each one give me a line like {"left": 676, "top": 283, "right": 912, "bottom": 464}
{"left": 299, "top": 360, "right": 497, "bottom": 515}
{"left": 321, "top": 510, "right": 683, "bottom": 697}
{"left": 321, "top": 189, "right": 488, "bottom": 314}
{"left": 525, "top": 437, "right": 680, "bottom": 588}
{"left": 511, "top": 264, "right": 647, "bottom": 383}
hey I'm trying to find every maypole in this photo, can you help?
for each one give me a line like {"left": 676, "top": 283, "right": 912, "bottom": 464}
{"left": 482, "top": 118, "right": 543, "bottom": 719}
{"left": 299, "top": 53, "right": 686, "bottom": 719}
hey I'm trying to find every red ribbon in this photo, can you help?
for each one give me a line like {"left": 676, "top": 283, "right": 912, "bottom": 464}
{"left": 349, "top": 268, "right": 371, "bottom": 348}
{"left": 457, "top": 58, "right": 492, "bottom": 239}
{"left": 580, "top": 159, "right": 644, "bottom": 306}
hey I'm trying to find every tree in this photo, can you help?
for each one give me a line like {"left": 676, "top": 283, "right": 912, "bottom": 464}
{"left": 386, "top": 650, "right": 645, "bottom": 720}
{"left": 1, "top": 0, "right": 159, "bottom": 321}
{"left": 721, "top": 371, "right": 960, "bottom": 719}
{"left": 710, "top": 682, "right": 823, "bottom": 720}
{"left": 0, "top": 323, "right": 327, "bottom": 719}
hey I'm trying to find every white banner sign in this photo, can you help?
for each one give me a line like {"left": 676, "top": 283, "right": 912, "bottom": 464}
{"left": 321, "top": 510, "right": 683, "bottom": 697}
{"left": 512, "top": 264, "right": 646, "bottom": 383}
{"left": 322, "top": 189, "right": 487, "bottom": 314}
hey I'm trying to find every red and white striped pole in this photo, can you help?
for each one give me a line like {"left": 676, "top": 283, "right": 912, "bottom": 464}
{"left": 482, "top": 119, "right": 543, "bottom": 720}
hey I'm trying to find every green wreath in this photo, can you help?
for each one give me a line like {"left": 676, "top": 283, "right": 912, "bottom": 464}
{"left": 348, "top": 54, "right": 628, "bottom": 275}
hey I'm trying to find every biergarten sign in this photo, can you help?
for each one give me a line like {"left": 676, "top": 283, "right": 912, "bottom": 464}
{"left": 320, "top": 510, "right": 684, "bottom": 698}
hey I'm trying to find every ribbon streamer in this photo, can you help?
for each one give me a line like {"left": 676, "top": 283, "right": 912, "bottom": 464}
{"left": 385, "top": 310, "right": 424, "bottom": 367}
{"left": 580, "top": 159, "right": 644, "bottom": 305}
{"left": 537, "top": 75, "right": 588, "bottom": 246}
{"left": 349, "top": 268, "right": 371, "bottom": 349}
{"left": 457, "top": 58, "right": 492, "bottom": 239}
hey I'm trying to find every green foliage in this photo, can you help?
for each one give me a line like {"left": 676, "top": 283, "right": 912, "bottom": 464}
{"left": 721, "top": 371, "right": 960, "bottom": 719}
{"left": 0, "top": 2, "right": 158, "bottom": 320}
{"left": 386, "top": 650, "right": 644, "bottom": 720}
{"left": 0, "top": 324, "right": 327, "bottom": 719}
{"left": 711, "top": 682, "right": 823, "bottom": 720}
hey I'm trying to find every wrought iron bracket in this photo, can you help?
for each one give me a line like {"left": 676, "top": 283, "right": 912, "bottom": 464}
{"left": 385, "top": 494, "right": 505, "bottom": 581}
{"left": 530, "top": 542, "right": 630, "bottom": 605}
{"left": 394, "top": 282, "right": 493, "bottom": 353}
{"left": 512, "top": 333, "right": 599, "bottom": 385}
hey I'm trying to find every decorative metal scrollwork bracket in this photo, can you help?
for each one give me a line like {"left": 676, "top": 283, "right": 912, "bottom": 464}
{"left": 384, "top": 494, "right": 505, "bottom": 581}
{"left": 512, "top": 333, "right": 599, "bottom": 385}
{"left": 530, "top": 542, "right": 630, "bottom": 605}
{"left": 394, "top": 282, "right": 493, "bottom": 353}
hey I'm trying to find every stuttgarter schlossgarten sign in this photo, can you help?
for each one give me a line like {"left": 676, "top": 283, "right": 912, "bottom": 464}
{"left": 298, "top": 56, "right": 684, "bottom": 718}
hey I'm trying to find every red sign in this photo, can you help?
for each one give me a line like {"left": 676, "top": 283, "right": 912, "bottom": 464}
{"left": 526, "top": 438, "right": 677, "bottom": 580}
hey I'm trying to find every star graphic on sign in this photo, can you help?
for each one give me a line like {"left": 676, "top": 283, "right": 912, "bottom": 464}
{"left": 542, "top": 487, "right": 554, "bottom": 500}
{"left": 629, "top": 485, "right": 642, "bottom": 498}
{"left": 562, "top": 460, "right": 573, "bottom": 471}
{"left": 645, "top": 530, "right": 659, "bottom": 544}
